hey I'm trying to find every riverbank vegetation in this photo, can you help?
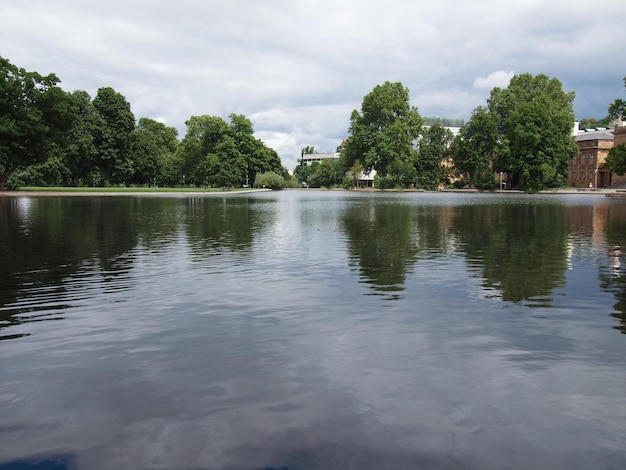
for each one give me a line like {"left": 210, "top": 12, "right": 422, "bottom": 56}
{"left": 1, "top": 55, "right": 623, "bottom": 192}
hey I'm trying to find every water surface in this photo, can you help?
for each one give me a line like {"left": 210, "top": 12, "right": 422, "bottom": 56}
{"left": 1, "top": 191, "right": 625, "bottom": 469}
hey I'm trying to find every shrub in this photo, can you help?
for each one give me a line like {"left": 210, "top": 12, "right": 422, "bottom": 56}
{"left": 254, "top": 171, "right": 286, "bottom": 190}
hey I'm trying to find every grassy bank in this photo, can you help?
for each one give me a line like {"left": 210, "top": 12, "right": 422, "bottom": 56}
{"left": 16, "top": 186, "right": 254, "bottom": 193}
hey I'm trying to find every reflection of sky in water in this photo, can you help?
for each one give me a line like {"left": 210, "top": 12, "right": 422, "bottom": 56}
{"left": 1, "top": 193, "right": 625, "bottom": 469}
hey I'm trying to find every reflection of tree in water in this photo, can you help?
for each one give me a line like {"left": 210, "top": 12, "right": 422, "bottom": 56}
{"left": 0, "top": 197, "right": 178, "bottom": 339}
{"left": 184, "top": 197, "right": 272, "bottom": 258}
{"left": 453, "top": 204, "right": 569, "bottom": 304}
{"left": 598, "top": 206, "right": 626, "bottom": 334}
{"left": 341, "top": 202, "right": 419, "bottom": 298}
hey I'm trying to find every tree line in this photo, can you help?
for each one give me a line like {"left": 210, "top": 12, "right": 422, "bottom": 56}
{"left": 2, "top": 54, "right": 624, "bottom": 192}
{"left": 0, "top": 56, "right": 287, "bottom": 190}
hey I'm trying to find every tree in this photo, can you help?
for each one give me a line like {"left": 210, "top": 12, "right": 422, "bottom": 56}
{"left": 309, "top": 157, "right": 345, "bottom": 188}
{"left": 607, "top": 75, "right": 626, "bottom": 123}
{"left": 128, "top": 118, "right": 178, "bottom": 186}
{"left": 489, "top": 74, "right": 577, "bottom": 191}
{"left": 92, "top": 87, "right": 136, "bottom": 185}
{"left": 60, "top": 90, "right": 105, "bottom": 186}
{"left": 606, "top": 143, "right": 626, "bottom": 176}
{"left": 0, "top": 56, "right": 78, "bottom": 190}
{"left": 342, "top": 81, "right": 423, "bottom": 177}
{"left": 177, "top": 115, "right": 230, "bottom": 185}
{"left": 453, "top": 106, "right": 499, "bottom": 189}
{"left": 416, "top": 123, "right": 455, "bottom": 190}
{"left": 229, "top": 114, "right": 284, "bottom": 185}
{"left": 205, "top": 134, "right": 246, "bottom": 187}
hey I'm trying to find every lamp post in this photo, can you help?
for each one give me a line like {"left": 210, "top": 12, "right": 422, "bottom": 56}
{"left": 595, "top": 168, "right": 598, "bottom": 189}
{"left": 499, "top": 171, "right": 503, "bottom": 191}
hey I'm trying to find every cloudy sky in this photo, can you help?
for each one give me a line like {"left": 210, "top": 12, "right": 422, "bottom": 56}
{"left": 2, "top": 0, "right": 624, "bottom": 170}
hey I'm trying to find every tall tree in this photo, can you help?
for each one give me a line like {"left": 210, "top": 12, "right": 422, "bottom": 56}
{"left": 176, "top": 115, "right": 230, "bottom": 185}
{"left": 0, "top": 56, "right": 77, "bottom": 190}
{"left": 342, "top": 81, "right": 423, "bottom": 177}
{"left": 607, "top": 75, "right": 626, "bottom": 123}
{"left": 61, "top": 90, "right": 105, "bottom": 186}
{"left": 487, "top": 73, "right": 577, "bottom": 191}
{"left": 92, "top": 87, "right": 135, "bottom": 185}
{"left": 128, "top": 118, "right": 178, "bottom": 186}
{"left": 453, "top": 106, "right": 499, "bottom": 189}
{"left": 416, "top": 123, "right": 455, "bottom": 190}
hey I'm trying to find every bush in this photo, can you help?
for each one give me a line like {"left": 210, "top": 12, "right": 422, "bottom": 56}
{"left": 254, "top": 171, "right": 286, "bottom": 190}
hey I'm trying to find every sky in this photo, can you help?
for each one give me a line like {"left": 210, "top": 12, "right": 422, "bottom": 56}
{"left": 2, "top": 0, "right": 624, "bottom": 171}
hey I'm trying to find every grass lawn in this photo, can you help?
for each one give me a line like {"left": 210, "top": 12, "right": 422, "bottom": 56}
{"left": 16, "top": 186, "right": 256, "bottom": 193}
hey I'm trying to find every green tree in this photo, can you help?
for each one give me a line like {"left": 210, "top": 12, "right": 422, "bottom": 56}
{"left": 487, "top": 73, "right": 577, "bottom": 191}
{"left": 607, "top": 75, "right": 626, "bottom": 123}
{"left": 606, "top": 143, "right": 626, "bottom": 176}
{"left": 205, "top": 134, "right": 246, "bottom": 187}
{"left": 416, "top": 123, "right": 454, "bottom": 190}
{"left": 61, "top": 90, "right": 106, "bottom": 186}
{"left": 309, "top": 157, "right": 344, "bottom": 188}
{"left": 579, "top": 117, "right": 612, "bottom": 130}
{"left": 128, "top": 118, "right": 178, "bottom": 186}
{"left": 177, "top": 115, "right": 230, "bottom": 185}
{"left": 348, "top": 160, "right": 364, "bottom": 188}
{"left": 342, "top": 81, "right": 423, "bottom": 177}
{"left": 92, "top": 87, "right": 136, "bottom": 185}
{"left": 453, "top": 106, "right": 499, "bottom": 189}
{"left": 0, "top": 56, "right": 78, "bottom": 190}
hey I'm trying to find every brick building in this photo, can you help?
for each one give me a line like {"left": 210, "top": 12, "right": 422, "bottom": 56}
{"left": 569, "top": 129, "right": 613, "bottom": 188}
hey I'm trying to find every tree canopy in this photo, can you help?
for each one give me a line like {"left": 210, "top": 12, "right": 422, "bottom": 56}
{"left": 0, "top": 56, "right": 78, "bottom": 189}
{"left": 455, "top": 73, "right": 577, "bottom": 191}
{"left": 342, "top": 81, "right": 423, "bottom": 177}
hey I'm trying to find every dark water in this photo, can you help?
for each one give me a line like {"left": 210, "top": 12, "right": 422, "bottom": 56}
{"left": 1, "top": 191, "right": 625, "bottom": 470}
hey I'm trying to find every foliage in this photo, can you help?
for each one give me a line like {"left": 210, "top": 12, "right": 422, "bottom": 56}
{"left": 347, "top": 160, "right": 364, "bottom": 188}
{"left": 92, "top": 87, "right": 136, "bottom": 184}
{"left": 579, "top": 117, "right": 612, "bottom": 129}
{"left": 176, "top": 114, "right": 284, "bottom": 188}
{"left": 606, "top": 143, "right": 626, "bottom": 176}
{"left": 453, "top": 106, "right": 498, "bottom": 189}
{"left": 454, "top": 73, "right": 576, "bottom": 191}
{"left": 254, "top": 171, "right": 285, "bottom": 189}
{"left": 128, "top": 118, "right": 178, "bottom": 186}
{"left": 489, "top": 74, "right": 577, "bottom": 191}
{"left": 61, "top": 90, "right": 106, "bottom": 186}
{"left": 607, "top": 76, "right": 626, "bottom": 123}
{"left": 342, "top": 81, "right": 423, "bottom": 177}
{"left": 416, "top": 123, "right": 454, "bottom": 190}
{"left": 0, "top": 55, "right": 78, "bottom": 190}
{"left": 309, "top": 158, "right": 345, "bottom": 188}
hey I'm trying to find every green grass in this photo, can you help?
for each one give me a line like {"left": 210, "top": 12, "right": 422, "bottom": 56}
{"left": 17, "top": 186, "right": 256, "bottom": 193}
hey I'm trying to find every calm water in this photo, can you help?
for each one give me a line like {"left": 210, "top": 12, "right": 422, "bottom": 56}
{"left": 1, "top": 191, "right": 625, "bottom": 469}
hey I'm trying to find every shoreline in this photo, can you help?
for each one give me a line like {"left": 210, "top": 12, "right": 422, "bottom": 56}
{"left": 0, "top": 187, "right": 622, "bottom": 197}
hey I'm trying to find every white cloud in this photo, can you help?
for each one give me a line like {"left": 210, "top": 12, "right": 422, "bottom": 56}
{"left": 473, "top": 71, "right": 515, "bottom": 91}
{"left": 1, "top": 0, "right": 624, "bottom": 170}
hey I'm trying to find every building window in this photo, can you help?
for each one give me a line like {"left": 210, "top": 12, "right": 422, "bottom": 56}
{"left": 589, "top": 172, "right": 594, "bottom": 180}
{"left": 573, "top": 155, "right": 577, "bottom": 165}
{"left": 581, "top": 154, "right": 586, "bottom": 165}
{"left": 572, "top": 172, "right": 577, "bottom": 180}
{"left": 589, "top": 154, "right": 594, "bottom": 164}
{"left": 580, "top": 172, "right": 584, "bottom": 179}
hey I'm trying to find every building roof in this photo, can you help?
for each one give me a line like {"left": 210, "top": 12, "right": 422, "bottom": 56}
{"left": 575, "top": 129, "right": 614, "bottom": 142}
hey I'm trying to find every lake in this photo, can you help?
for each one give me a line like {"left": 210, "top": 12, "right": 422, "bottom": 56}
{"left": 1, "top": 190, "right": 625, "bottom": 469}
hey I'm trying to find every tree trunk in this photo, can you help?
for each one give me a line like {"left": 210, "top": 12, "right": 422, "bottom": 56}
{"left": 0, "top": 170, "right": 10, "bottom": 191}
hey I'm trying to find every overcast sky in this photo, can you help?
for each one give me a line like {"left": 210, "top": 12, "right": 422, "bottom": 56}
{"left": 2, "top": 0, "right": 624, "bottom": 170}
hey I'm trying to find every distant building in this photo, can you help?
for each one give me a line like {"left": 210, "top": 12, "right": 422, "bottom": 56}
{"left": 300, "top": 152, "right": 340, "bottom": 166}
